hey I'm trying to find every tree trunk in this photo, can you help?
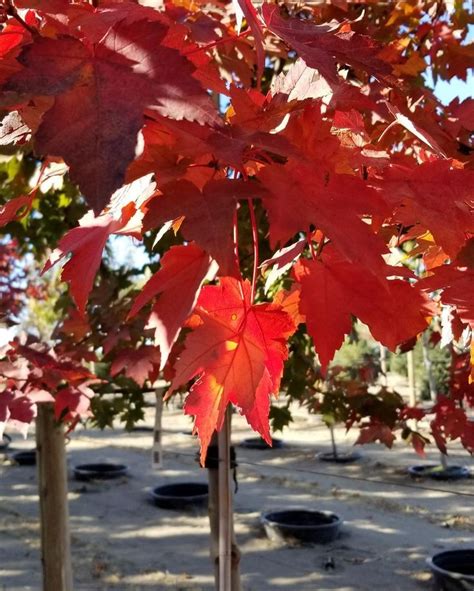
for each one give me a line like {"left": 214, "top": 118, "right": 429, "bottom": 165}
{"left": 36, "top": 402, "right": 73, "bottom": 591}
{"left": 329, "top": 424, "right": 338, "bottom": 459}
{"left": 207, "top": 411, "right": 241, "bottom": 591}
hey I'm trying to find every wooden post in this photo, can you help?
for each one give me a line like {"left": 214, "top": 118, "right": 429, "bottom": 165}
{"left": 379, "top": 344, "right": 388, "bottom": 386}
{"left": 207, "top": 437, "right": 220, "bottom": 587}
{"left": 152, "top": 390, "right": 164, "bottom": 469}
{"left": 36, "top": 402, "right": 73, "bottom": 591}
{"left": 207, "top": 413, "right": 241, "bottom": 591}
{"left": 407, "top": 349, "right": 417, "bottom": 407}
{"left": 422, "top": 332, "right": 437, "bottom": 402}
{"left": 218, "top": 410, "right": 232, "bottom": 591}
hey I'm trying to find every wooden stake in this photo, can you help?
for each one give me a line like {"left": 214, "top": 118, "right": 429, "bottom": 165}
{"left": 36, "top": 403, "right": 73, "bottom": 591}
{"left": 379, "top": 344, "right": 388, "bottom": 387}
{"left": 208, "top": 420, "right": 241, "bottom": 590}
{"left": 407, "top": 349, "right": 417, "bottom": 407}
{"left": 422, "top": 332, "right": 437, "bottom": 402}
{"left": 152, "top": 389, "right": 164, "bottom": 469}
{"left": 218, "top": 409, "right": 232, "bottom": 591}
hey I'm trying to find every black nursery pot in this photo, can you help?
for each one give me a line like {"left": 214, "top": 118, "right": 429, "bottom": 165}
{"left": 261, "top": 509, "right": 342, "bottom": 545}
{"left": 409, "top": 465, "right": 470, "bottom": 481}
{"left": 239, "top": 437, "right": 284, "bottom": 450}
{"left": 317, "top": 450, "right": 361, "bottom": 464}
{"left": 428, "top": 550, "right": 474, "bottom": 591}
{"left": 130, "top": 425, "right": 154, "bottom": 433}
{"left": 73, "top": 463, "right": 128, "bottom": 481}
{"left": 150, "top": 482, "right": 209, "bottom": 511}
{"left": 11, "top": 450, "right": 36, "bottom": 466}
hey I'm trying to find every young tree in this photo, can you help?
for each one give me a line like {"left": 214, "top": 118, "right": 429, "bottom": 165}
{"left": 1, "top": 0, "right": 473, "bottom": 587}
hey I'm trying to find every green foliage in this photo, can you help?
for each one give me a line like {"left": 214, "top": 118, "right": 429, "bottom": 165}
{"left": 269, "top": 404, "right": 292, "bottom": 433}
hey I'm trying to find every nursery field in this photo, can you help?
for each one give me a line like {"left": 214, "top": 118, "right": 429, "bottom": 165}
{"left": 1, "top": 382, "right": 474, "bottom": 591}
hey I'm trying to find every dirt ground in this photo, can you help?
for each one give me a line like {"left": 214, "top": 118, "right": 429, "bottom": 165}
{"left": 1, "top": 383, "right": 474, "bottom": 590}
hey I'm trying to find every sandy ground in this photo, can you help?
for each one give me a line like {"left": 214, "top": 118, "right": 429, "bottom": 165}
{"left": 1, "top": 381, "right": 474, "bottom": 590}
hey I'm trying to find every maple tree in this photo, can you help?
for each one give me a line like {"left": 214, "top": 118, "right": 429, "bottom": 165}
{"left": 0, "top": 0, "right": 473, "bottom": 468}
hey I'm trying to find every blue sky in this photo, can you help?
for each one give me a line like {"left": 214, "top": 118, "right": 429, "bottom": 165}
{"left": 432, "top": 71, "right": 474, "bottom": 104}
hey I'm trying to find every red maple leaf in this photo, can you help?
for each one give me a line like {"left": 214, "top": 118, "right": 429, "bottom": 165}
{"left": 144, "top": 178, "right": 264, "bottom": 276}
{"left": 380, "top": 161, "right": 474, "bottom": 258}
{"left": 4, "top": 8, "right": 219, "bottom": 212}
{"left": 168, "top": 278, "right": 296, "bottom": 462}
{"left": 128, "top": 243, "right": 218, "bottom": 368}
{"left": 421, "top": 239, "right": 474, "bottom": 330}
{"left": 43, "top": 211, "right": 125, "bottom": 315}
{"left": 356, "top": 422, "right": 396, "bottom": 448}
{"left": 262, "top": 4, "right": 392, "bottom": 83}
{"left": 294, "top": 251, "right": 434, "bottom": 372}
{"left": 43, "top": 176, "right": 154, "bottom": 315}
{"left": 0, "top": 389, "right": 38, "bottom": 439}
{"left": 258, "top": 157, "right": 389, "bottom": 271}
{"left": 110, "top": 346, "right": 161, "bottom": 388}
{"left": 0, "top": 193, "right": 33, "bottom": 227}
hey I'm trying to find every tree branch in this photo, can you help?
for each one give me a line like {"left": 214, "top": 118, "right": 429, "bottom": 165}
{"left": 6, "top": 1, "right": 36, "bottom": 36}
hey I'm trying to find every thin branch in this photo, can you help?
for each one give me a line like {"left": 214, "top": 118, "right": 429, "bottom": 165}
{"left": 307, "top": 231, "right": 318, "bottom": 260}
{"left": 315, "top": 232, "right": 326, "bottom": 258}
{"left": 6, "top": 1, "right": 36, "bottom": 36}
{"left": 184, "top": 29, "right": 251, "bottom": 57}
{"left": 248, "top": 198, "right": 259, "bottom": 304}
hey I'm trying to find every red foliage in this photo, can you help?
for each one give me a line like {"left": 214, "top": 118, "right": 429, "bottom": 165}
{"left": 0, "top": 0, "right": 472, "bottom": 459}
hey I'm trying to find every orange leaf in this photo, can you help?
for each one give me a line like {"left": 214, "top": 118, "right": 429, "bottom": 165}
{"left": 169, "top": 278, "right": 296, "bottom": 463}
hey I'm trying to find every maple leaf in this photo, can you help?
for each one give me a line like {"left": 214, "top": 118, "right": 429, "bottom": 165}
{"left": 258, "top": 158, "right": 389, "bottom": 271}
{"left": 43, "top": 212, "right": 124, "bottom": 316}
{"left": 421, "top": 239, "right": 474, "bottom": 330}
{"left": 294, "top": 251, "right": 433, "bottom": 372}
{"left": 144, "top": 178, "right": 265, "bottom": 276}
{"left": 0, "top": 111, "right": 31, "bottom": 146}
{"left": 262, "top": 4, "right": 392, "bottom": 83}
{"left": 356, "top": 422, "right": 396, "bottom": 448}
{"left": 0, "top": 194, "right": 33, "bottom": 227}
{"left": 271, "top": 58, "right": 377, "bottom": 112}
{"left": 139, "top": 101, "right": 294, "bottom": 178}
{"left": 43, "top": 176, "right": 154, "bottom": 315}
{"left": 128, "top": 243, "right": 218, "bottom": 369}
{"left": 168, "top": 278, "right": 296, "bottom": 462}
{"left": 0, "top": 390, "right": 37, "bottom": 439}
{"left": 54, "top": 384, "right": 94, "bottom": 423}
{"left": 4, "top": 11, "right": 219, "bottom": 212}
{"left": 110, "top": 346, "right": 161, "bottom": 387}
{"left": 379, "top": 161, "right": 474, "bottom": 258}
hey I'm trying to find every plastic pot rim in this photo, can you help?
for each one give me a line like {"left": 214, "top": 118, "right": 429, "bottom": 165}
{"left": 427, "top": 550, "right": 474, "bottom": 582}
{"left": 261, "top": 508, "right": 342, "bottom": 530}
{"left": 317, "top": 450, "right": 362, "bottom": 462}
{"left": 73, "top": 462, "right": 129, "bottom": 478}
{"left": 150, "top": 482, "right": 208, "bottom": 496}
{"left": 409, "top": 464, "right": 471, "bottom": 479}
{"left": 239, "top": 437, "right": 285, "bottom": 449}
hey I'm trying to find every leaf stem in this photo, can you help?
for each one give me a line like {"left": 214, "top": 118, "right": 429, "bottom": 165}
{"left": 6, "top": 1, "right": 36, "bottom": 35}
{"left": 184, "top": 29, "right": 251, "bottom": 56}
{"left": 315, "top": 232, "right": 326, "bottom": 258}
{"left": 307, "top": 231, "right": 318, "bottom": 260}
{"left": 232, "top": 205, "right": 242, "bottom": 277}
{"left": 248, "top": 198, "right": 258, "bottom": 304}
